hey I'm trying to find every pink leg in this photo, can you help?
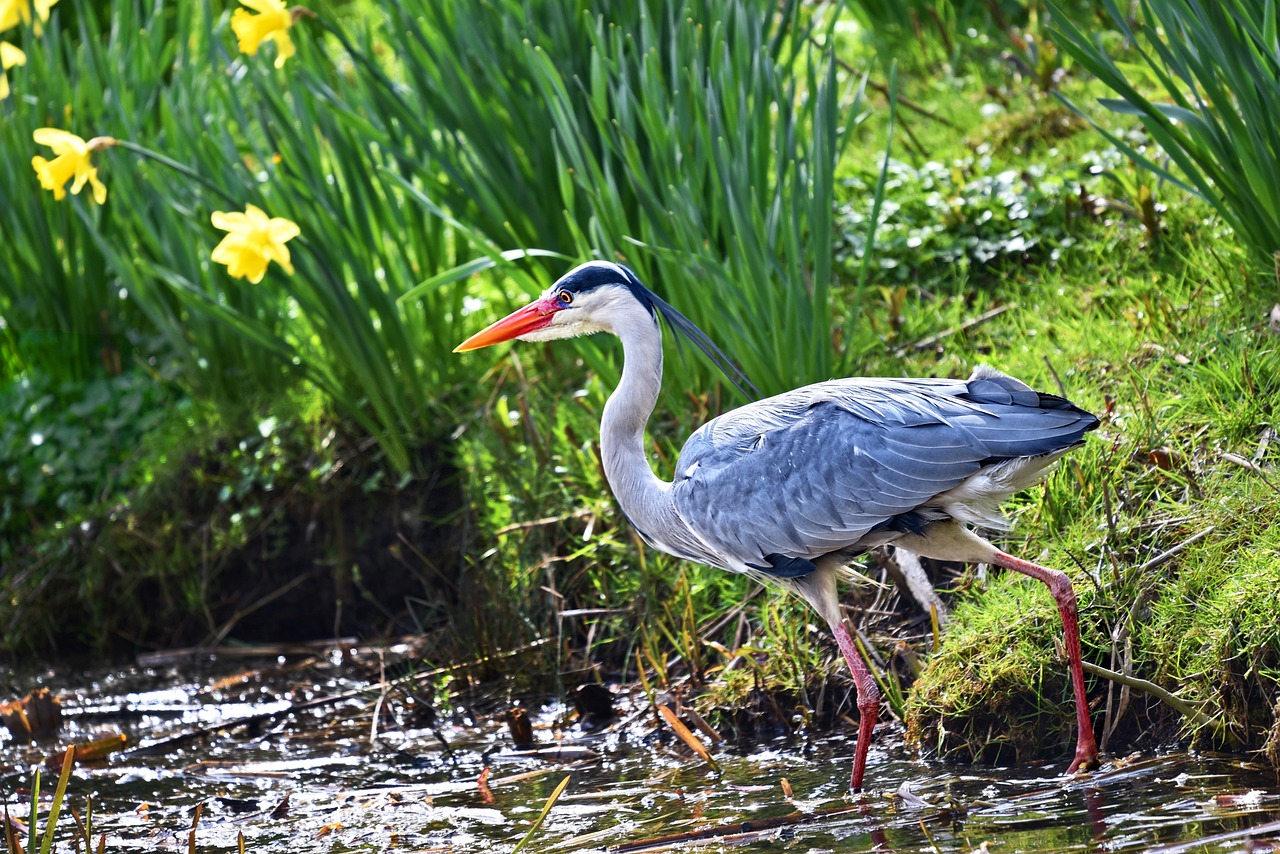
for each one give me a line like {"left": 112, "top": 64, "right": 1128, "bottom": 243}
{"left": 831, "top": 620, "right": 880, "bottom": 792}
{"left": 992, "top": 551, "right": 1099, "bottom": 773}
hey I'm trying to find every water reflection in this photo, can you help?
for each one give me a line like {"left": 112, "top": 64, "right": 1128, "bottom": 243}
{"left": 1, "top": 657, "right": 1278, "bottom": 853}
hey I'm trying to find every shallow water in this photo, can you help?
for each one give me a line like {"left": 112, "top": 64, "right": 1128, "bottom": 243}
{"left": 3, "top": 650, "right": 1278, "bottom": 853}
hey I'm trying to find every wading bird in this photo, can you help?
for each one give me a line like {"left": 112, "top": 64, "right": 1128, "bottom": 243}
{"left": 456, "top": 261, "right": 1100, "bottom": 791}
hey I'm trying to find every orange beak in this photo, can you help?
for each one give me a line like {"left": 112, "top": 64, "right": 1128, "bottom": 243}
{"left": 453, "top": 297, "right": 560, "bottom": 352}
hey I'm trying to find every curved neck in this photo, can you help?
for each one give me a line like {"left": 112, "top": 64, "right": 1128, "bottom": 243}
{"left": 600, "top": 306, "right": 670, "bottom": 524}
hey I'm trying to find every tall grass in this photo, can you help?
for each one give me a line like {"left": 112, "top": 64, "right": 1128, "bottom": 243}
{"left": 385, "top": 0, "right": 883, "bottom": 674}
{"left": 1051, "top": 0, "right": 1280, "bottom": 272}
{"left": 3, "top": 0, "right": 873, "bottom": 467}
{"left": 0, "top": 2, "right": 176, "bottom": 384}
{"left": 1, "top": 0, "right": 881, "bottom": 656}
{"left": 386, "top": 0, "right": 871, "bottom": 396}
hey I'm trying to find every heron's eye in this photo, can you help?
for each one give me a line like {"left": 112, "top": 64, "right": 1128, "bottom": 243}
{"left": 557, "top": 290, "right": 573, "bottom": 305}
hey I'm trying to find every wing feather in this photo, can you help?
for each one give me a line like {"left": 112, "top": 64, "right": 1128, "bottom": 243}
{"left": 670, "top": 371, "right": 1097, "bottom": 572}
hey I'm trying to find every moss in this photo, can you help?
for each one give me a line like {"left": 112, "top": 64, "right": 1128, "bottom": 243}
{"left": 906, "top": 477, "right": 1280, "bottom": 770}
{"left": 975, "top": 101, "right": 1088, "bottom": 155}
{"left": 905, "top": 567, "right": 1102, "bottom": 766}
{"left": 1142, "top": 510, "right": 1280, "bottom": 751}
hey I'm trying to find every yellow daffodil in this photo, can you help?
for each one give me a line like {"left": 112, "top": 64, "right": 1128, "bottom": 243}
{"left": 231, "top": 0, "right": 296, "bottom": 69}
{"left": 0, "top": 0, "right": 60, "bottom": 34}
{"left": 31, "top": 128, "right": 114, "bottom": 204}
{"left": 0, "top": 41, "right": 24, "bottom": 101}
{"left": 210, "top": 204, "right": 300, "bottom": 283}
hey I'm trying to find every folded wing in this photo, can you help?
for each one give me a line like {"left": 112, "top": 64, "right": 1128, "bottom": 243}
{"left": 670, "top": 369, "right": 1097, "bottom": 575}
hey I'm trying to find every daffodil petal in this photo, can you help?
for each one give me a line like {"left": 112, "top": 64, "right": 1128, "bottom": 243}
{"left": 266, "top": 217, "right": 300, "bottom": 243}
{"left": 70, "top": 164, "right": 89, "bottom": 195}
{"left": 211, "top": 210, "right": 250, "bottom": 233}
{"left": 32, "top": 155, "right": 66, "bottom": 200}
{"left": 211, "top": 233, "right": 246, "bottom": 260}
{"left": 89, "top": 170, "right": 107, "bottom": 204}
{"left": 273, "top": 29, "right": 295, "bottom": 68}
{"left": 1, "top": 42, "right": 26, "bottom": 70}
{"left": 211, "top": 203, "right": 298, "bottom": 281}
{"left": 259, "top": 239, "right": 291, "bottom": 270}
{"left": 246, "top": 261, "right": 270, "bottom": 283}
{"left": 0, "top": 2, "right": 19, "bottom": 31}
{"left": 230, "top": 7, "right": 267, "bottom": 55}
{"left": 244, "top": 204, "right": 270, "bottom": 229}
{"left": 230, "top": 0, "right": 294, "bottom": 65}
{"left": 33, "top": 127, "right": 87, "bottom": 154}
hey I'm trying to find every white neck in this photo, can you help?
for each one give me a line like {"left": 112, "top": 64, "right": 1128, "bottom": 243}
{"left": 599, "top": 303, "right": 673, "bottom": 538}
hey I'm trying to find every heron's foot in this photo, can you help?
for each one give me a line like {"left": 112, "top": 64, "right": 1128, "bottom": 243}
{"left": 1065, "top": 746, "right": 1101, "bottom": 775}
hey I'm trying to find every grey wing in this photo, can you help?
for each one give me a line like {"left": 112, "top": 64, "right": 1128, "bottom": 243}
{"left": 671, "top": 398, "right": 983, "bottom": 571}
{"left": 669, "top": 373, "right": 1096, "bottom": 574}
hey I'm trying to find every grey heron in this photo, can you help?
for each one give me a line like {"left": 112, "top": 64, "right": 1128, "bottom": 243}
{"left": 456, "top": 261, "right": 1100, "bottom": 791}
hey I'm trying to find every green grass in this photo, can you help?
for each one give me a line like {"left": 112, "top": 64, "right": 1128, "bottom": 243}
{"left": 452, "top": 39, "right": 1280, "bottom": 764}
{"left": 896, "top": 165, "right": 1280, "bottom": 763}
{"left": 3, "top": 0, "right": 1280, "bottom": 773}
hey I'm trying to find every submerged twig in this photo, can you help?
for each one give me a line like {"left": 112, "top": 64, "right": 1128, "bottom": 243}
{"left": 369, "top": 654, "right": 390, "bottom": 745}
{"left": 610, "top": 804, "right": 867, "bottom": 853}
{"left": 186, "top": 802, "right": 203, "bottom": 854}
{"left": 919, "top": 816, "right": 944, "bottom": 854}
{"left": 1147, "top": 818, "right": 1280, "bottom": 854}
{"left": 512, "top": 775, "right": 571, "bottom": 853}
{"left": 656, "top": 705, "right": 720, "bottom": 772}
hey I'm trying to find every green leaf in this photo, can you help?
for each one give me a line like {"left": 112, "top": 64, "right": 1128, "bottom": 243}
{"left": 512, "top": 775, "right": 571, "bottom": 853}
{"left": 399, "top": 250, "right": 569, "bottom": 304}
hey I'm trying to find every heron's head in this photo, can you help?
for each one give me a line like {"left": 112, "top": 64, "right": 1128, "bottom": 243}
{"left": 454, "top": 261, "right": 653, "bottom": 351}
{"left": 454, "top": 261, "right": 760, "bottom": 400}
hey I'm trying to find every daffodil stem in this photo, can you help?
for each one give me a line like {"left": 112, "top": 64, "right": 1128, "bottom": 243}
{"left": 113, "top": 140, "right": 240, "bottom": 206}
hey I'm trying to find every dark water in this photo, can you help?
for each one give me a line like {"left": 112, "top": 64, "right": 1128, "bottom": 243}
{"left": 3, "top": 650, "right": 1278, "bottom": 853}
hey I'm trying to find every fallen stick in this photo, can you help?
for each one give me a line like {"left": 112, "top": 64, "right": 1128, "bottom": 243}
{"left": 894, "top": 304, "right": 1014, "bottom": 357}
{"left": 1080, "top": 659, "right": 1229, "bottom": 744}
{"left": 1133, "top": 525, "right": 1215, "bottom": 575}
{"left": 137, "top": 637, "right": 357, "bottom": 666}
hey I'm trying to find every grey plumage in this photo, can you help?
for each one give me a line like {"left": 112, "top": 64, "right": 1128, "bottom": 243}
{"left": 456, "top": 261, "right": 1103, "bottom": 791}
{"left": 670, "top": 371, "right": 1098, "bottom": 578}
